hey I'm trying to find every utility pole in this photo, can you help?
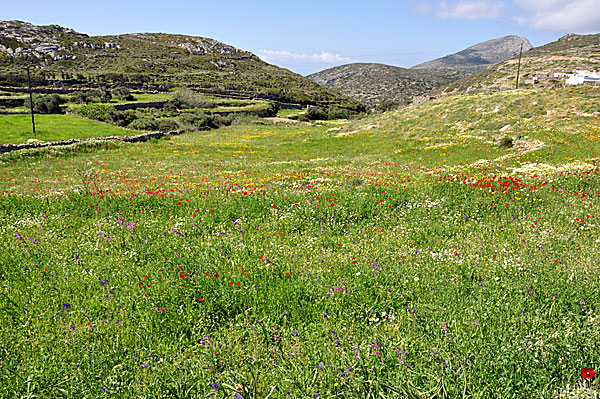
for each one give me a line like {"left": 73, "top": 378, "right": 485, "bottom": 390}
{"left": 26, "top": 65, "right": 36, "bottom": 134}
{"left": 515, "top": 43, "right": 523, "bottom": 90}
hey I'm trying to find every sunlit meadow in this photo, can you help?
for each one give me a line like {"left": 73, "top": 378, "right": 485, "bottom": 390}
{"left": 1, "top": 87, "right": 599, "bottom": 398}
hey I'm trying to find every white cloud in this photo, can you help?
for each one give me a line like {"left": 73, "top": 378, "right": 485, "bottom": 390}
{"left": 414, "top": 2, "right": 432, "bottom": 14}
{"left": 258, "top": 50, "right": 352, "bottom": 65}
{"left": 435, "top": 0, "right": 505, "bottom": 19}
{"left": 513, "top": 0, "right": 600, "bottom": 33}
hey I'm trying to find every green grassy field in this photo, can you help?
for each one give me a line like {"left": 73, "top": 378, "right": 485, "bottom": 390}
{"left": 0, "top": 87, "right": 599, "bottom": 398}
{"left": 0, "top": 114, "right": 143, "bottom": 144}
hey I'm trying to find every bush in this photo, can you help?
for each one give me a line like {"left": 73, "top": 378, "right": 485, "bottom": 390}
{"left": 173, "top": 90, "right": 215, "bottom": 109}
{"left": 111, "top": 110, "right": 137, "bottom": 127}
{"left": 302, "top": 107, "right": 327, "bottom": 121}
{"left": 499, "top": 136, "right": 514, "bottom": 148}
{"left": 266, "top": 102, "right": 280, "bottom": 117}
{"left": 76, "top": 104, "right": 116, "bottom": 122}
{"left": 71, "top": 91, "right": 93, "bottom": 104}
{"left": 128, "top": 118, "right": 157, "bottom": 131}
{"left": 24, "top": 94, "right": 65, "bottom": 114}
{"left": 176, "top": 112, "right": 234, "bottom": 130}
{"left": 112, "top": 87, "right": 135, "bottom": 101}
{"left": 162, "top": 100, "right": 179, "bottom": 113}
{"left": 231, "top": 115, "right": 269, "bottom": 126}
{"left": 375, "top": 100, "right": 400, "bottom": 113}
{"left": 88, "top": 88, "right": 112, "bottom": 103}
{"left": 176, "top": 112, "right": 206, "bottom": 130}
{"left": 327, "top": 105, "right": 352, "bottom": 120}
{"left": 156, "top": 119, "right": 179, "bottom": 132}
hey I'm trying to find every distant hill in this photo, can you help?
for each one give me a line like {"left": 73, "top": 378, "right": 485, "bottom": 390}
{"left": 307, "top": 63, "right": 465, "bottom": 107}
{"left": 0, "top": 20, "right": 363, "bottom": 110}
{"left": 412, "top": 35, "right": 532, "bottom": 73}
{"left": 438, "top": 33, "right": 600, "bottom": 95}
{"left": 308, "top": 35, "right": 532, "bottom": 107}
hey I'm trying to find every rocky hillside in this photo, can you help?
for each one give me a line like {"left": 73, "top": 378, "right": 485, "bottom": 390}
{"left": 0, "top": 20, "right": 363, "bottom": 109}
{"left": 308, "top": 36, "right": 532, "bottom": 107}
{"left": 439, "top": 33, "right": 600, "bottom": 95}
{"left": 307, "top": 63, "right": 465, "bottom": 107}
{"left": 412, "top": 35, "right": 532, "bottom": 73}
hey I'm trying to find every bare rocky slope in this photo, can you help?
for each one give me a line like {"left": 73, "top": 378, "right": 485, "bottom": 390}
{"left": 412, "top": 35, "right": 532, "bottom": 72}
{"left": 308, "top": 35, "right": 532, "bottom": 107}
{"left": 307, "top": 63, "right": 464, "bottom": 107}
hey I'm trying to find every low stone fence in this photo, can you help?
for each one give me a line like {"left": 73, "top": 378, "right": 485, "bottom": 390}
{"left": 209, "top": 108, "right": 274, "bottom": 117}
{"left": 0, "top": 98, "right": 26, "bottom": 108}
{"left": 113, "top": 101, "right": 168, "bottom": 111}
{"left": 0, "top": 129, "right": 185, "bottom": 154}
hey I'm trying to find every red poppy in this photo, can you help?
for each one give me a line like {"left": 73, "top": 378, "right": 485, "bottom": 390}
{"left": 582, "top": 368, "right": 595, "bottom": 379}
{"left": 199, "top": 297, "right": 204, "bottom": 302}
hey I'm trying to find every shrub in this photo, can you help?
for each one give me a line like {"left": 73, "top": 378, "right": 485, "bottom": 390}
{"left": 176, "top": 112, "right": 234, "bottom": 130}
{"left": 162, "top": 100, "right": 179, "bottom": 113}
{"left": 375, "top": 100, "right": 400, "bottom": 113}
{"left": 327, "top": 105, "right": 352, "bottom": 120}
{"left": 156, "top": 119, "right": 179, "bottom": 132}
{"left": 211, "top": 114, "right": 235, "bottom": 127}
{"left": 173, "top": 90, "right": 215, "bottom": 109}
{"left": 24, "top": 94, "right": 65, "bottom": 114}
{"left": 176, "top": 112, "right": 206, "bottom": 130}
{"left": 128, "top": 118, "right": 158, "bottom": 131}
{"left": 231, "top": 115, "right": 268, "bottom": 126}
{"left": 111, "top": 110, "right": 137, "bottom": 127}
{"left": 76, "top": 103, "right": 116, "bottom": 122}
{"left": 302, "top": 107, "right": 327, "bottom": 121}
{"left": 88, "top": 88, "right": 112, "bottom": 103}
{"left": 266, "top": 102, "right": 280, "bottom": 117}
{"left": 112, "top": 87, "right": 135, "bottom": 101}
{"left": 71, "top": 91, "right": 93, "bottom": 104}
{"left": 499, "top": 136, "right": 514, "bottom": 148}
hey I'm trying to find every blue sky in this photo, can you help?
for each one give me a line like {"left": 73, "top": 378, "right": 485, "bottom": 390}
{"left": 2, "top": 0, "right": 599, "bottom": 75}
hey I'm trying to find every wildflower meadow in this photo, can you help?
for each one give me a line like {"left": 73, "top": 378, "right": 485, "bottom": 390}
{"left": 1, "top": 87, "right": 599, "bottom": 398}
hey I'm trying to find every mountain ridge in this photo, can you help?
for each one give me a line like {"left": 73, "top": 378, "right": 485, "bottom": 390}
{"left": 307, "top": 35, "right": 532, "bottom": 107}
{"left": 307, "top": 63, "right": 465, "bottom": 107}
{"left": 411, "top": 35, "right": 532, "bottom": 72}
{"left": 436, "top": 33, "right": 600, "bottom": 95}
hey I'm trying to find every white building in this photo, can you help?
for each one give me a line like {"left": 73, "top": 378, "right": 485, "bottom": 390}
{"left": 566, "top": 70, "right": 600, "bottom": 85}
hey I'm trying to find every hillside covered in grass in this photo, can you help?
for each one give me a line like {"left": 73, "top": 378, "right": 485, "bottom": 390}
{"left": 1, "top": 86, "right": 599, "bottom": 398}
{"left": 0, "top": 20, "right": 363, "bottom": 110}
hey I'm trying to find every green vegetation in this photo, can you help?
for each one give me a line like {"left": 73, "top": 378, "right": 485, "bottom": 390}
{"left": 0, "top": 86, "right": 599, "bottom": 398}
{"left": 0, "top": 114, "right": 142, "bottom": 144}
{"left": 0, "top": 21, "right": 364, "bottom": 111}
{"left": 23, "top": 93, "right": 66, "bottom": 114}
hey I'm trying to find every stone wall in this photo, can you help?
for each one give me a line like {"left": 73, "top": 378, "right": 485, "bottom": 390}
{"left": 0, "top": 130, "right": 185, "bottom": 154}
{"left": 113, "top": 101, "right": 167, "bottom": 111}
{"left": 0, "top": 98, "right": 26, "bottom": 108}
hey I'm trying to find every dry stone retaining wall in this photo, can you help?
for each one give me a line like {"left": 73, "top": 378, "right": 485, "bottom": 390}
{"left": 0, "top": 129, "right": 184, "bottom": 154}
